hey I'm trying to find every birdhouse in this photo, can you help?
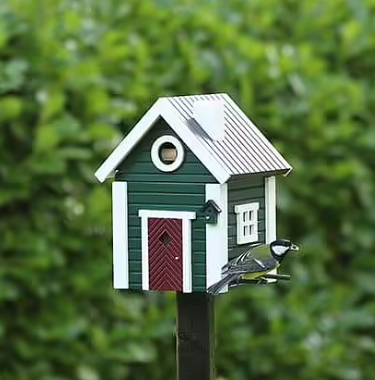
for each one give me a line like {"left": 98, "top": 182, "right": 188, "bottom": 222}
{"left": 95, "top": 94, "right": 292, "bottom": 293}
{"left": 199, "top": 199, "right": 222, "bottom": 225}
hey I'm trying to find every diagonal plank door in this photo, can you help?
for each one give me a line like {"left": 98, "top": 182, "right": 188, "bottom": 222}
{"left": 148, "top": 218, "right": 183, "bottom": 291}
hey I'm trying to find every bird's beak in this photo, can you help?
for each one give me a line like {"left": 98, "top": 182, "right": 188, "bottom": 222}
{"left": 290, "top": 243, "right": 299, "bottom": 252}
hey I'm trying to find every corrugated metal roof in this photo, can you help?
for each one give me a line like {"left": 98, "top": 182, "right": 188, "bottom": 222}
{"left": 164, "top": 93, "right": 292, "bottom": 176}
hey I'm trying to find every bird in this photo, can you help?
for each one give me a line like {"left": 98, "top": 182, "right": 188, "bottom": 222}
{"left": 207, "top": 239, "right": 299, "bottom": 295}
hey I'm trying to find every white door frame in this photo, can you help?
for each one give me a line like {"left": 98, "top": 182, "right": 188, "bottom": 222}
{"left": 138, "top": 210, "right": 196, "bottom": 292}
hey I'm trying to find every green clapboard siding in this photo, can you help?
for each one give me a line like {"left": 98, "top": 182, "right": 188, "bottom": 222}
{"left": 227, "top": 175, "right": 266, "bottom": 256}
{"left": 115, "top": 117, "right": 217, "bottom": 291}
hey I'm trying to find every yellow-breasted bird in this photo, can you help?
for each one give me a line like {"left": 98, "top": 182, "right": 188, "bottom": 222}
{"left": 207, "top": 239, "right": 299, "bottom": 295}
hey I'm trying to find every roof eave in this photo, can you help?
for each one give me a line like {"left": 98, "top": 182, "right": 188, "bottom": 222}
{"left": 227, "top": 167, "right": 293, "bottom": 180}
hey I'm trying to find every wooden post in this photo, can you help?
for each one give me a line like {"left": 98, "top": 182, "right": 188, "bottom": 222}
{"left": 176, "top": 292, "right": 215, "bottom": 380}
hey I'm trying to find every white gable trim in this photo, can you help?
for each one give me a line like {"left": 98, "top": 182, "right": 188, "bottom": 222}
{"left": 205, "top": 184, "right": 228, "bottom": 293}
{"left": 138, "top": 209, "right": 195, "bottom": 293}
{"left": 95, "top": 99, "right": 163, "bottom": 183}
{"left": 112, "top": 181, "right": 129, "bottom": 289}
{"left": 94, "top": 99, "right": 230, "bottom": 184}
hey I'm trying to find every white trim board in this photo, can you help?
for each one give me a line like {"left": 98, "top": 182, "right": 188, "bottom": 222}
{"left": 94, "top": 98, "right": 230, "bottom": 184}
{"left": 138, "top": 209, "right": 195, "bottom": 293}
{"left": 265, "top": 176, "right": 276, "bottom": 243}
{"left": 265, "top": 176, "right": 277, "bottom": 281}
{"left": 112, "top": 181, "right": 129, "bottom": 289}
{"left": 138, "top": 210, "right": 196, "bottom": 220}
{"left": 140, "top": 214, "right": 149, "bottom": 290}
{"left": 205, "top": 184, "right": 228, "bottom": 292}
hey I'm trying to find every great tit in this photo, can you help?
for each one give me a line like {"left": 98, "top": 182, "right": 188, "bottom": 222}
{"left": 207, "top": 239, "right": 299, "bottom": 295}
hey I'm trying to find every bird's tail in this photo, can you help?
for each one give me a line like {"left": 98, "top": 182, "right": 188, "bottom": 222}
{"left": 207, "top": 273, "right": 238, "bottom": 295}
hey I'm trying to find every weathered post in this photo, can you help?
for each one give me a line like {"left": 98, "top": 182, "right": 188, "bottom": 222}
{"left": 177, "top": 293, "right": 215, "bottom": 380}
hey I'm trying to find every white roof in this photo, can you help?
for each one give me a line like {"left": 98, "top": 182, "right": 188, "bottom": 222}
{"left": 95, "top": 93, "right": 292, "bottom": 184}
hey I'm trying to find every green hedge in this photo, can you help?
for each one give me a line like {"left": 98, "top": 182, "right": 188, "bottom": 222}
{"left": 1, "top": 1, "right": 375, "bottom": 379}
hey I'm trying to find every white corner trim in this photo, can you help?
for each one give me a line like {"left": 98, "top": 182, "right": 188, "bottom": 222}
{"left": 138, "top": 209, "right": 196, "bottom": 293}
{"left": 265, "top": 176, "right": 277, "bottom": 281}
{"left": 150, "top": 135, "right": 185, "bottom": 172}
{"left": 265, "top": 176, "right": 276, "bottom": 243}
{"left": 182, "top": 218, "right": 193, "bottom": 292}
{"left": 94, "top": 98, "right": 231, "bottom": 184}
{"left": 205, "top": 184, "right": 228, "bottom": 291}
{"left": 112, "top": 181, "right": 129, "bottom": 289}
{"left": 234, "top": 202, "right": 259, "bottom": 244}
{"left": 138, "top": 209, "right": 196, "bottom": 220}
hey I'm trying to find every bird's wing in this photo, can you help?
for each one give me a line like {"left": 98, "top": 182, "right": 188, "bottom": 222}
{"left": 224, "top": 245, "right": 276, "bottom": 275}
{"left": 223, "top": 243, "right": 263, "bottom": 272}
{"left": 242, "top": 259, "right": 280, "bottom": 280}
{"left": 231, "top": 256, "right": 277, "bottom": 274}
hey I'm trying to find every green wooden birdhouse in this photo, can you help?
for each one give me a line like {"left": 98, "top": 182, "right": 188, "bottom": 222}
{"left": 200, "top": 199, "right": 222, "bottom": 224}
{"left": 95, "top": 93, "right": 292, "bottom": 293}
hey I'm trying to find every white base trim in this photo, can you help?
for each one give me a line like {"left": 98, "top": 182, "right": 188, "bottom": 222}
{"left": 112, "top": 182, "right": 129, "bottom": 289}
{"left": 138, "top": 209, "right": 196, "bottom": 293}
{"left": 205, "top": 184, "right": 228, "bottom": 292}
{"left": 265, "top": 176, "right": 277, "bottom": 281}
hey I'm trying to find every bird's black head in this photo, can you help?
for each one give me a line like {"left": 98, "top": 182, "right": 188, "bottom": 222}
{"left": 270, "top": 239, "right": 299, "bottom": 261}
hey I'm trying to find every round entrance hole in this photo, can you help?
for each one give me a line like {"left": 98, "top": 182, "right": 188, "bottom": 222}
{"left": 159, "top": 142, "right": 177, "bottom": 164}
{"left": 151, "top": 135, "right": 185, "bottom": 172}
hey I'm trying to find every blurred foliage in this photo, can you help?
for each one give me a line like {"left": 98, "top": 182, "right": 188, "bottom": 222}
{"left": 1, "top": 0, "right": 375, "bottom": 379}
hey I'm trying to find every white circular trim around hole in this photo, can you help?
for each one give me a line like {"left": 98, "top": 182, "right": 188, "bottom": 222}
{"left": 151, "top": 135, "right": 185, "bottom": 172}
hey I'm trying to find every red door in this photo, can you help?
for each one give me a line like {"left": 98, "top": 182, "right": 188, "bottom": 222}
{"left": 148, "top": 218, "right": 183, "bottom": 291}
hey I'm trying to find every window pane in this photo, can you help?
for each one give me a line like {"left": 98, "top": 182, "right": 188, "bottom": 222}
{"left": 243, "top": 212, "right": 247, "bottom": 222}
{"left": 249, "top": 210, "right": 253, "bottom": 221}
{"left": 249, "top": 225, "right": 253, "bottom": 235}
{"left": 243, "top": 225, "right": 249, "bottom": 236}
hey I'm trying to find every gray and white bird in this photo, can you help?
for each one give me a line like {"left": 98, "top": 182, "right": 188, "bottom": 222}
{"left": 207, "top": 239, "right": 299, "bottom": 295}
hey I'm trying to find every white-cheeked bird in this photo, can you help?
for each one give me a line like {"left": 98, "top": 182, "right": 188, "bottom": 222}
{"left": 207, "top": 239, "right": 299, "bottom": 295}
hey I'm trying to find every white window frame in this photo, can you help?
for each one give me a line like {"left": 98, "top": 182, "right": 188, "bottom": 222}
{"left": 234, "top": 202, "right": 259, "bottom": 244}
